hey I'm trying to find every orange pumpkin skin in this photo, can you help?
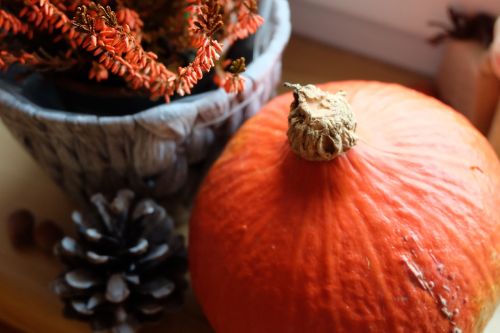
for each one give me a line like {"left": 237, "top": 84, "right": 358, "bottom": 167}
{"left": 189, "top": 81, "right": 500, "bottom": 333}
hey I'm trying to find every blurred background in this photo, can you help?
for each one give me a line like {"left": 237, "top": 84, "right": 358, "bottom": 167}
{"left": 282, "top": 0, "right": 500, "bottom": 156}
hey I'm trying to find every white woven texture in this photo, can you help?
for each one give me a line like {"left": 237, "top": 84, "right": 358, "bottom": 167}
{"left": 0, "top": 0, "right": 291, "bottom": 206}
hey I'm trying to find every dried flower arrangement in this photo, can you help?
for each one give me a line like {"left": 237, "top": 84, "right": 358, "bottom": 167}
{"left": 0, "top": 0, "right": 264, "bottom": 103}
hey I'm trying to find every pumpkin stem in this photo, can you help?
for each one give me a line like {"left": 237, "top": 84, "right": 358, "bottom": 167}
{"left": 285, "top": 83, "right": 358, "bottom": 161}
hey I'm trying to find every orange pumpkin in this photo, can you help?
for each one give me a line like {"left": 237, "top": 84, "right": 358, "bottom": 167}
{"left": 189, "top": 81, "right": 500, "bottom": 333}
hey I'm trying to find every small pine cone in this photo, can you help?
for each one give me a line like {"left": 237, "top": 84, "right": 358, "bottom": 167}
{"left": 52, "top": 190, "right": 188, "bottom": 333}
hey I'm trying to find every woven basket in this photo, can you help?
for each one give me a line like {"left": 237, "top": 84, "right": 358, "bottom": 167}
{"left": 0, "top": 0, "right": 291, "bottom": 209}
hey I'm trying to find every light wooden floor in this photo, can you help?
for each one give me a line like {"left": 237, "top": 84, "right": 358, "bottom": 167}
{"left": 279, "top": 35, "right": 431, "bottom": 94}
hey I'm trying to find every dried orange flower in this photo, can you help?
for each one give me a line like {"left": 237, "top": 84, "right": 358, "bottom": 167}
{"left": 0, "top": 0, "right": 264, "bottom": 103}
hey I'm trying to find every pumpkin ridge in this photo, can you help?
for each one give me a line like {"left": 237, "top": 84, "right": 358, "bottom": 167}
{"left": 376, "top": 167, "right": 497, "bottom": 332}
{"left": 395, "top": 168, "right": 495, "bottom": 241}
{"left": 343, "top": 155, "right": 406, "bottom": 331}
{"left": 362, "top": 140, "right": 496, "bottom": 222}
{"left": 345, "top": 150, "right": 456, "bottom": 331}
{"left": 302, "top": 160, "right": 372, "bottom": 333}
{"left": 320, "top": 184, "right": 344, "bottom": 333}
{"left": 378, "top": 155, "right": 496, "bottom": 271}
{"left": 352, "top": 196, "right": 464, "bottom": 330}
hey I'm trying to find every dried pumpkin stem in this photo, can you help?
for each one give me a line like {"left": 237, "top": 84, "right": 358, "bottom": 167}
{"left": 285, "top": 83, "right": 358, "bottom": 162}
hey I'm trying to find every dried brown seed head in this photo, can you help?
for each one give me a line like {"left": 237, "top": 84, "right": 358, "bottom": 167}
{"left": 6, "top": 209, "right": 35, "bottom": 250}
{"left": 34, "top": 220, "right": 64, "bottom": 254}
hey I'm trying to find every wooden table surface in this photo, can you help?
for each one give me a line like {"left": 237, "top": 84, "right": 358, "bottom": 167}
{"left": 280, "top": 35, "right": 431, "bottom": 93}
{"left": 0, "top": 35, "right": 498, "bottom": 332}
{"left": 0, "top": 115, "right": 214, "bottom": 332}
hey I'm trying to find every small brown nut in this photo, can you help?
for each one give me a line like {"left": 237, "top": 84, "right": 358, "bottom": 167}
{"left": 6, "top": 209, "right": 35, "bottom": 250}
{"left": 34, "top": 220, "right": 64, "bottom": 254}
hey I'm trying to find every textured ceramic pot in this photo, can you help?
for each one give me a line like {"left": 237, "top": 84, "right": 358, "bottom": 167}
{"left": 0, "top": 0, "right": 291, "bottom": 209}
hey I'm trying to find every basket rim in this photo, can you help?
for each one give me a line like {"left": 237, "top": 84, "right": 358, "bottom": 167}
{"left": 0, "top": 0, "right": 291, "bottom": 126}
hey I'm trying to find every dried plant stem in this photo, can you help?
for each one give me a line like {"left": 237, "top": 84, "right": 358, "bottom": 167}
{"left": 0, "top": 49, "right": 38, "bottom": 70}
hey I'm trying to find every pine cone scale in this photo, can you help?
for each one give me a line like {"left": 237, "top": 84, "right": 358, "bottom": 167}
{"left": 128, "top": 238, "right": 149, "bottom": 255}
{"left": 65, "top": 269, "right": 103, "bottom": 290}
{"left": 139, "top": 277, "right": 175, "bottom": 299}
{"left": 106, "top": 274, "right": 131, "bottom": 304}
{"left": 87, "top": 251, "right": 112, "bottom": 264}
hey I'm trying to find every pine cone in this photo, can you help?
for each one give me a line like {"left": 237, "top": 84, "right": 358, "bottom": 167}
{"left": 52, "top": 190, "right": 188, "bottom": 333}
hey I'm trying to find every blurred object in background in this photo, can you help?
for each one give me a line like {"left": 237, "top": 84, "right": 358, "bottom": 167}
{"left": 491, "top": 17, "right": 500, "bottom": 78}
{"left": 490, "top": 102, "right": 500, "bottom": 155}
{"left": 290, "top": 0, "right": 500, "bottom": 75}
{"left": 490, "top": 18, "right": 500, "bottom": 155}
{"left": 433, "top": 9, "right": 499, "bottom": 137}
{"left": 436, "top": 40, "right": 499, "bottom": 135}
